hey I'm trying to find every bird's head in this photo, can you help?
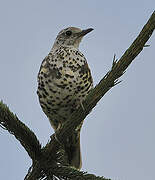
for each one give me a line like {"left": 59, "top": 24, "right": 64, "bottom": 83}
{"left": 53, "top": 27, "right": 93, "bottom": 49}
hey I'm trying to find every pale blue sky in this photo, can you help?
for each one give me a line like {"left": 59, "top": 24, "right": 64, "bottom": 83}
{"left": 0, "top": 1, "right": 155, "bottom": 179}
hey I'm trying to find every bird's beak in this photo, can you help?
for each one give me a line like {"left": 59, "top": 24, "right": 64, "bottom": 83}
{"left": 78, "top": 28, "right": 94, "bottom": 37}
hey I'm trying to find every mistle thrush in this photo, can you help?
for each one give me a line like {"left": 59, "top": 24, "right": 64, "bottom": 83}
{"left": 37, "top": 27, "right": 93, "bottom": 169}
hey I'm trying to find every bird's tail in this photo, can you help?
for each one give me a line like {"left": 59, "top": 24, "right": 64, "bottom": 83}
{"left": 65, "top": 131, "right": 82, "bottom": 169}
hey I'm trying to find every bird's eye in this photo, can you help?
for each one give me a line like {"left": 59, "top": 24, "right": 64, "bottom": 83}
{"left": 66, "top": 30, "right": 72, "bottom": 36}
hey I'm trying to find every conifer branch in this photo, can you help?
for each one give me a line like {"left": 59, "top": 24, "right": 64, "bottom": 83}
{"left": 0, "top": 11, "right": 154, "bottom": 180}
{"left": 0, "top": 102, "right": 41, "bottom": 160}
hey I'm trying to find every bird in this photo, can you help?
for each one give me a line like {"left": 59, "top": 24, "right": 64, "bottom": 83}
{"left": 37, "top": 27, "right": 93, "bottom": 169}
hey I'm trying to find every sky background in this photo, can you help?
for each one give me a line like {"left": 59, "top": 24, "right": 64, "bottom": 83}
{"left": 0, "top": 1, "right": 155, "bottom": 180}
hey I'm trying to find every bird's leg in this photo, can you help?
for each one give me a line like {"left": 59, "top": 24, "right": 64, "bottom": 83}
{"left": 50, "top": 123, "right": 62, "bottom": 143}
{"left": 72, "top": 98, "right": 85, "bottom": 111}
{"left": 80, "top": 100, "right": 85, "bottom": 111}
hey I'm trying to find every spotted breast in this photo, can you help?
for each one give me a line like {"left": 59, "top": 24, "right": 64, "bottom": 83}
{"left": 37, "top": 27, "right": 93, "bottom": 169}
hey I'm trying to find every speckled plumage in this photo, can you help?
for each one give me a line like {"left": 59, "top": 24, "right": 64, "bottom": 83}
{"left": 37, "top": 27, "right": 93, "bottom": 169}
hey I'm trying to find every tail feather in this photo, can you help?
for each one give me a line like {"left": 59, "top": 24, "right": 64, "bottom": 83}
{"left": 65, "top": 132, "right": 82, "bottom": 169}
